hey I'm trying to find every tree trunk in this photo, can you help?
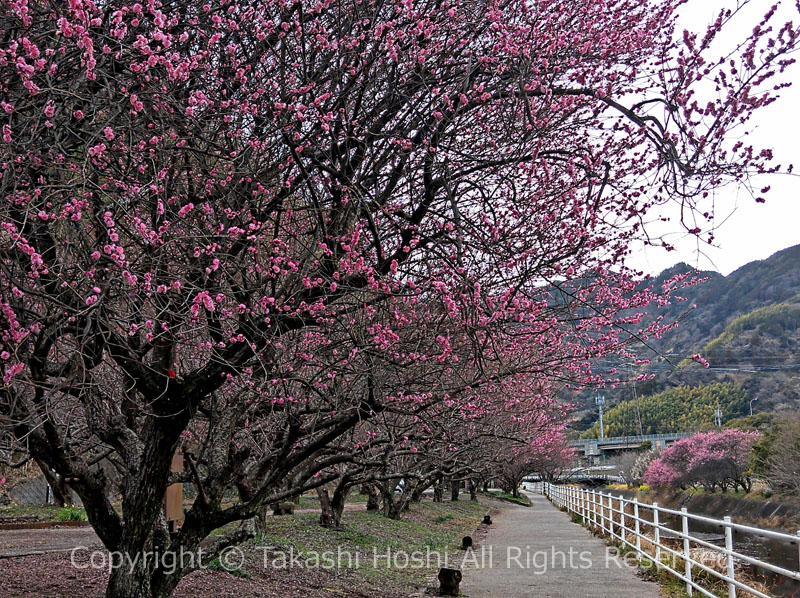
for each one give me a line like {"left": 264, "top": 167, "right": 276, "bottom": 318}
{"left": 469, "top": 479, "right": 478, "bottom": 502}
{"left": 450, "top": 479, "right": 460, "bottom": 502}
{"left": 35, "top": 457, "right": 70, "bottom": 507}
{"left": 409, "top": 483, "right": 427, "bottom": 504}
{"left": 318, "top": 481, "right": 348, "bottom": 528}
{"left": 318, "top": 486, "right": 336, "bottom": 528}
{"left": 106, "top": 567, "right": 153, "bottom": 598}
{"left": 382, "top": 488, "right": 400, "bottom": 519}
{"left": 330, "top": 480, "right": 348, "bottom": 526}
{"left": 361, "top": 483, "right": 380, "bottom": 511}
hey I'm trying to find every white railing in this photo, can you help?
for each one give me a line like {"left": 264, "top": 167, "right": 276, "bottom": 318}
{"left": 540, "top": 482, "right": 800, "bottom": 598}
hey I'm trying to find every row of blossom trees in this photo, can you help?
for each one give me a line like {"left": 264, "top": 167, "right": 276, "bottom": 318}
{"left": 1, "top": 0, "right": 798, "bottom": 596}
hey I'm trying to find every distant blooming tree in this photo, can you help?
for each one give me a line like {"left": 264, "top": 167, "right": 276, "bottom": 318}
{"left": 630, "top": 449, "right": 659, "bottom": 486}
{"left": 644, "top": 430, "right": 761, "bottom": 492}
{"left": 617, "top": 450, "right": 650, "bottom": 488}
{"left": 1, "top": 1, "right": 798, "bottom": 597}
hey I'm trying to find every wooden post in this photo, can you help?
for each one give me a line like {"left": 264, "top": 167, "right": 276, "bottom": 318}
{"left": 165, "top": 450, "right": 184, "bottom": 533}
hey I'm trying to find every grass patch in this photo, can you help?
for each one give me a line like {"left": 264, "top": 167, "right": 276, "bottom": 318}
{"left": 247, "top": 499, "right": 486, "bottom": 594}
{"left": 204, "top": 557, "right": 250, "bottom": 579}
{"left": 433, "top": 513, "right": 454, "bottom": 524}
{"left": 56, "top": 505, "right": 87, "bottom": 522}
{"left": 0, "top": 503, "right": 62, "bottom": 521}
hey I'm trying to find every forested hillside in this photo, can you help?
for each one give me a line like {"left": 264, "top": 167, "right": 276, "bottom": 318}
{"left": 580, "top": 382, "right": 748, "bottom": 438}
{"left": 573, "top": 246, "right": 800, "bottom": 435}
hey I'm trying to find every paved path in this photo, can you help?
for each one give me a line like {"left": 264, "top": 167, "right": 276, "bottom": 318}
{"left": 0, "top": 526, "right": 99, "bottom": 558}
{"left": 462, "top": 492, "right": 660, "bottom": 597}
{"left": 0, "top": 504, "right": 366, "bottom": 558}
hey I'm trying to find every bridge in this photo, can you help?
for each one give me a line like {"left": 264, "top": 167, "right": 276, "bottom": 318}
{"left": 523, "top": 472, "right": 624, "bottom": 486}
{"left": 569, "top": 432, "right": 688, "bottom": 458}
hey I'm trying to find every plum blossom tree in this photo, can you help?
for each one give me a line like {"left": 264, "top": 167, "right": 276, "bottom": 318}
{"left": 1, "top": 0, "right": 798, "bottom": 596}
{"left": 644, "top": 429, "right": 761, "bottom": 492}
{"left": 495, "top": 425, "right": 575, "bottom": 494}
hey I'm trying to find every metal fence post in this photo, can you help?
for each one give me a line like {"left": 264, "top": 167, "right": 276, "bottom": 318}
{"left": 600, "top": 491, "right": 606, "bottom": 534}
{"left": 620, "top": 495, "right": 627, "bottom": 546}
{"left": 581, "top": 488, "right": 586, "bottom": 522}
{"left": 796, "top": 530, "right": 800, "bottom": 572}
{"left": 724, "top": 516, "right": 736, "bottom": 598}
{"left": 682, "top": 507, "right": 693, "bottom": 596}
{"left": 653, "top": 503, "right": 661, "bottom": 567}
{"left": 608, "top": 494, "right": 614, "bottom": 538}
{"left": 633, "top": 498, "right": 641, "bottom": 556}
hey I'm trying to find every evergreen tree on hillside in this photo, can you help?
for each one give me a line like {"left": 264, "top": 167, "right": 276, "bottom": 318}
{"left": 582, "top": 383, "right": 748, "bottom": 438}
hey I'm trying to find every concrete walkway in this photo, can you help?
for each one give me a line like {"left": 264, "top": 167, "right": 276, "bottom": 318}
{"left": 461, "top": 492, "right": 660, "bottom": 597}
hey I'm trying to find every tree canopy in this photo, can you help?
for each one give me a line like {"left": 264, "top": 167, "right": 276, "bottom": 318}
{"left": 1, "top": 1, "right": 798, "bottom": 597}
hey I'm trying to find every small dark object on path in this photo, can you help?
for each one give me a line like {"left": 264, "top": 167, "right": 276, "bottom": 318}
{"left": 482, "top": 514, "right": 492, "bottom": 525}
{"left": 461, "top": 535, "right": 473, "bottom": 550}
{"left": 437, "top": 567, "right": 462, "bottom": 596}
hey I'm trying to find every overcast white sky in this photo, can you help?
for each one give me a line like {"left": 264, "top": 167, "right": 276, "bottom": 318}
{"left": 626, "top": 0, "right": 800, "bottom": 277}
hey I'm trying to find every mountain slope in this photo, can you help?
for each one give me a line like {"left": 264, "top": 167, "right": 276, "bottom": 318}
{"left": 571, "top": 245, "right": 800, "bottom": 434}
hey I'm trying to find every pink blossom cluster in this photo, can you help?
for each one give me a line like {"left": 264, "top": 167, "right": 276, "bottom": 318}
{"left": 644, "top": 429, "right": 761, "bottom": 491}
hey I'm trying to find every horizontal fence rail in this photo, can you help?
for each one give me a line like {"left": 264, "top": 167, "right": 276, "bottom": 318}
{"left": 538, "top": 482, "right": 800, "bottom": 598}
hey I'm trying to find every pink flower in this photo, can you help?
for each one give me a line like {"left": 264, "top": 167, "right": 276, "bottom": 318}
{"left": 103, "top": 126, "right": 115, "bottom": 140}
{"left": 88, "top": 143, "right": 106, "bottom": 158}
{"left": 177, "top": 203, "right": 194, "bottom": 218}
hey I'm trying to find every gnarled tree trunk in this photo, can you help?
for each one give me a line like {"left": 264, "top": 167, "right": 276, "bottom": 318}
{"left": 469, "top": 479, "right": 478, "bottom": 502}
{"left": 361, "top": 483, "right": 381, "bottom": 511}
{"left": 450, "top": 479, "right": 460, "bottom": 502}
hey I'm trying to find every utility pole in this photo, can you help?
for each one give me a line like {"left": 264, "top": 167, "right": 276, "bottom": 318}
{"left": 596, "top": 394, "right": 606, "bottom": 440}
{"left": 633, "top": 379, "right": 643, "bottom": 436}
